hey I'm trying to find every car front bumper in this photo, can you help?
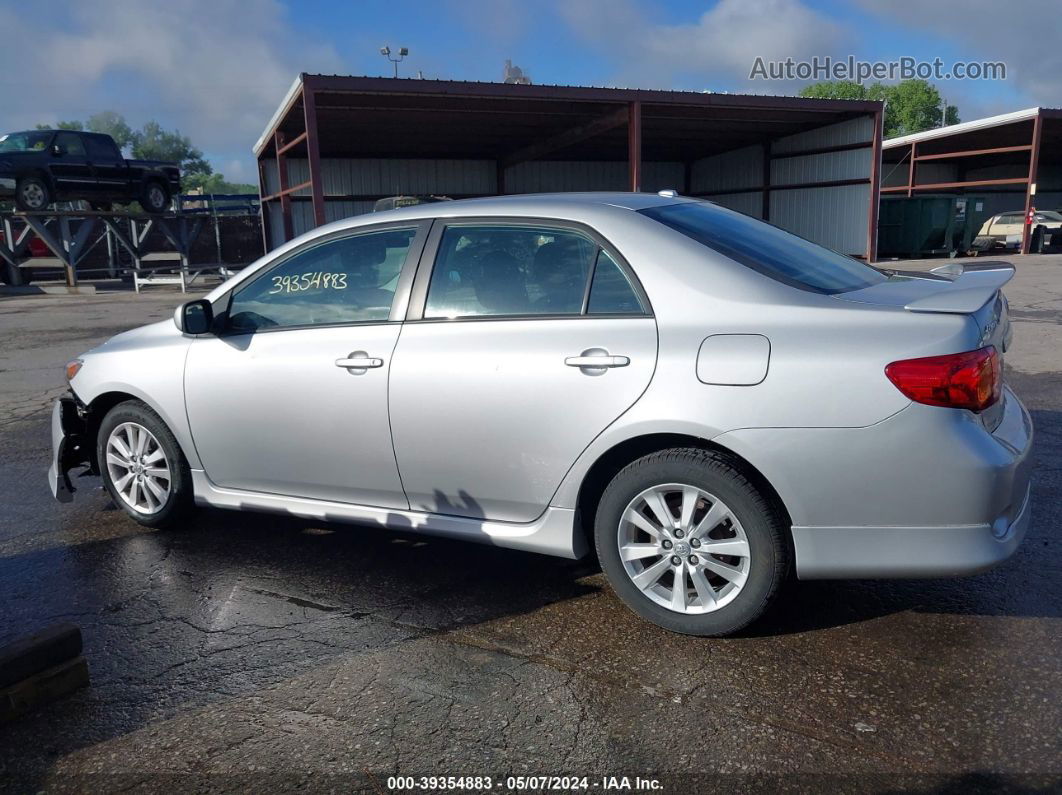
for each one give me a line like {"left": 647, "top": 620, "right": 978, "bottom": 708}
{"left": 48, "top": 397, "right": 91, "bottom": 503}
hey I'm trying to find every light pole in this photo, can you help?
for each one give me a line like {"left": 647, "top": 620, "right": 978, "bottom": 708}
{"left": 380, "top": 46, "right": 408, "bottom": 78}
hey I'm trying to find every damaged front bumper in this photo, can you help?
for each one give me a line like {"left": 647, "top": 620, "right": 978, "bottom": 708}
{"left": 47, "top": 397, "right": 91, "bottom": 502}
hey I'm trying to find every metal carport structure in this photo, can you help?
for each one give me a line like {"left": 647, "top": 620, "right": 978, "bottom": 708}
{"left": 254, "top": 74, "right": 883, "bottom": 260}
{"left": 881, "top": 107, "right": 1062, "bottom": 254}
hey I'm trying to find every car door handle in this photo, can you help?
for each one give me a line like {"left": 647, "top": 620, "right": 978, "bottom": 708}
{"left": 335, "top": 355, "right": 383, "bottom": 369}
{"left": 565, "top": 355, "right": 630, "bottom": 368}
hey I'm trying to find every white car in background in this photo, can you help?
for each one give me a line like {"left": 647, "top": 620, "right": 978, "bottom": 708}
{"left": 974, "top": 210, "right": 1062, "bottom": 250}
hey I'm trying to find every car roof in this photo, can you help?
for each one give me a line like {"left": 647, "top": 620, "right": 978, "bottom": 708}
{"left": 358, "top": 191, "right": 696, "bottom": 222}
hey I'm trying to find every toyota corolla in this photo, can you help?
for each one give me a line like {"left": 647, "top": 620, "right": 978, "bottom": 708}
{"left": 48, "top": 192, "right": 1033, "bottom": 636}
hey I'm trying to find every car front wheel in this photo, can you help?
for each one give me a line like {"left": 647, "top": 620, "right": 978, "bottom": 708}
{"left": 15, "top": 176, "right": 51, "bottom": 211}
{"left": 97, "top": 400, "right": 193, "bottom": 527}
{"left": 595, "top": 448, "right": 789, "bottom": 636}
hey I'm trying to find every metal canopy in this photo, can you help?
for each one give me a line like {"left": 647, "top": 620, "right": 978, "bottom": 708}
{"left": 255, "top": 74, "right": 882, "bottom": 258}
{"left": 881, "top": 108, "right": 1062, "bottom": 253}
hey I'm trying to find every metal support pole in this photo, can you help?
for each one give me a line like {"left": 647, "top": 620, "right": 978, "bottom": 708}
{"left": 761, "top": 142, "right": 771, "bottom": 221}
{"left": 866, "top": 108, "right": 883, "bottom": 263}
{"left": 257, "top": 155, "right": 271, "bottom": 253}
{"left": 1021, "top": 112, "right": 1043, "bottom": 256}
{"left": 58, "top": 216, "right": 76, "bottom": 288}
{"left": 130, "top": 218, "right": 143, "bottom": 292}
{"left": 303, "top": 83, "right": 327, "bottom": 228}
{"left": 628, "top": 101, "right": 642, "bottom": 192}
{"left": 907, "top": 142, "right": 916, "bottom": 197}
{"left": 275, "top": 131, "right": 295, "bottom": 243}
{"left": 105, "top": 225, "right": 116, "bottom": 278}
{"left": 1, "top": 216, "right": 24, "bottom": 286}
{"left": 212, "top": 196, "right": 223, "bottom": 267}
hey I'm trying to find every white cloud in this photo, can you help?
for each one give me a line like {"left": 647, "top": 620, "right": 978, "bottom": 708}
{"left": 0, "top": 0, "right": 345, "bottom": 171}
{"left": 556, "top": 0, "right": 845, "bottom": 90}
{"left": 853, "top": 0, "right": 1061, "bottom": 111}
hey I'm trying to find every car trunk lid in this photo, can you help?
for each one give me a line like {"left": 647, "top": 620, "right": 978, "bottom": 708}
{"left": 835, "top": 261, "right": 1014, "bottom": 430}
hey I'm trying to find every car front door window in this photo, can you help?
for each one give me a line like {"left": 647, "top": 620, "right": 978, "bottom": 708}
{"left": 227, "top": 228, "right": 417, "bottom": 332}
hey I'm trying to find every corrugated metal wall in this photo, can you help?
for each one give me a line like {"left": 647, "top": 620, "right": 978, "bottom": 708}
{"left": 504, "top": 160, "right": 683, "bottom": 193}
{"left": 690, "top": 145, "right": 762, "bottom": 194}
{"left": 771, "top": 116, "right": 874, "bottom": 153}
{"left": 263, "top": 114, "right": 875, "bottom": 256}
{"left": 689, "top": 117, "right": 875, "bottom": 255}
{"left": 771, "top": 184, "right": 871, "bottom": 253}
{"left": 262, "top": 158, "right": 494, "bottom": 198}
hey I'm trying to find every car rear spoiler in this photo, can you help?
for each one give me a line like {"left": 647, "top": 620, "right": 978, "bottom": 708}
{"left": 904, "top": 261, "right": 1015, "bottom": 314}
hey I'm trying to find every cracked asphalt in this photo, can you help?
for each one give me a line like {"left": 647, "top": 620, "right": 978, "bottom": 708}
{"left": 1, "top": 260, "right": 1061, "bottom": 793}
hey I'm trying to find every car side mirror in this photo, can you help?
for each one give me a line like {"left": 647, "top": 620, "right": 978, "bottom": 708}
{"left": 51, "top": 144, "right": 63, "bottom": 157}
{"left": 174, "top": 299, "right": 214, "bottom": 335}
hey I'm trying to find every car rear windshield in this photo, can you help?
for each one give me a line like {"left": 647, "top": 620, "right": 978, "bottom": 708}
{"left": 639, "top": 202, "right": 886, "bottom": 294}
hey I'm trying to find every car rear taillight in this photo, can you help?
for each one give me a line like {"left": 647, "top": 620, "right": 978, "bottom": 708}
{"left": 885, "top": 346, "right": 1001, "bottom": 412}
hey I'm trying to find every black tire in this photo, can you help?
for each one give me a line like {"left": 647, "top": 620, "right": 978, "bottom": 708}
{"left": 594, "top": 448, "right": 789, "bottom": 637}
{"left": 97, "top": 400, "right": 193, "bottom": 528}
{"left": 15, "top": 176, "right": 51, "bottom": 211}
{"left": 140, "top": 180, "right": 170, "bottom": 214}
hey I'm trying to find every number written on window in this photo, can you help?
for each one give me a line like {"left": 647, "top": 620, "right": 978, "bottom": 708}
{"left": 227, "top": 228, "right": 416, "bottom": 332}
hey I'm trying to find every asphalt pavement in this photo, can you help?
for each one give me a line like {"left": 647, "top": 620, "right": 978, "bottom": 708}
{"left": 1, "top": 259, "right": 1060, "bottom": 793}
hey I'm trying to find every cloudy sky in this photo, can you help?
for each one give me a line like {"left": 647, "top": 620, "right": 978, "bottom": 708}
{"left": 1, "top": 0, "right": 1057, "bottom": 184}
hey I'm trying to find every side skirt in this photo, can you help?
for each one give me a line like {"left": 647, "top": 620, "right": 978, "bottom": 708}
{"left": 190, "top": 470, "right": 587, "bottom": 559}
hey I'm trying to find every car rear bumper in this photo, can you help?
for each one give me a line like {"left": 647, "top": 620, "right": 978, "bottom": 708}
{"left": 793, "top": 386, "right": 1033, "bottom": 579}
{"left": 715, "top": 385, "right": 1034, "bottom": 579}
{"left": 792, "top": 482, "right": 1031, "bottom": 578}
{"left": 48, "top": 397, "right": 91, "bottom": 503}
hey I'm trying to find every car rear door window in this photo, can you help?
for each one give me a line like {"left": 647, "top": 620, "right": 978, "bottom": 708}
{"left": 588, "top": 250, "right": 644, "bottom": 314}
{"left": 424, "top": 225, "right": 598, "bottom": 318}
{"left": 226, "top": 228, "right": 416, "bottom": 332}
{"left": 54, "top": 132, "right": 86, "bottom": 158}
{"left": 85, "top": 135, "right": 122, "bottom": 162}
{"left": 424, "top": 224, "right": 648, "bottom": 319}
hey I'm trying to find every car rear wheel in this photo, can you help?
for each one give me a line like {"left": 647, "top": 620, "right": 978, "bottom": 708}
{"left": 140, "top": 181, "right": 170, "bottom": 214}
{"left": 15, "top": 176, "right": 51, "bottom": 211}
{"left": 97, "top": 401, "right": 193, "bottom": 528}
{"left": 595, "top": 448, "right": 789, "bottom": 636}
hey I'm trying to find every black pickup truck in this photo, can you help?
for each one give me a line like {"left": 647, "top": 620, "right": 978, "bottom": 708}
{"left": 0, "top": 129, "right": 181, "bottom": 213}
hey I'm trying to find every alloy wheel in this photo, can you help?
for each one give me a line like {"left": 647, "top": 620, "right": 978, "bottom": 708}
{"left": 148, "top": 185, "right": 166, "bottom": 211}
{"left": 106, "top": 422, "right": 171, "bottom": 514}
{"left": 617, "top": 483, "right": 751, "bottom": 614}
{"left": 21, "top": 182, "right": 46, "bottom": 209}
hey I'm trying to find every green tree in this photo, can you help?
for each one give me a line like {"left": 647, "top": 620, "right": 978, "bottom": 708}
{"left": 183, "top": 172, "right": 258, "bottom": 196}
{"left": 799, "top": 79, "right": 960, "bottom": 138}
{"left": 798, "top": 79, "right": 868, "bottom": 101}
{"left": 85, "top": 111, "right": 135, "bottom": 151}
{"left": 131, "top": 121, "right": 212, "bottom": 176}
{"left": 34, "top": 120, "right": 84, "bottom": 131}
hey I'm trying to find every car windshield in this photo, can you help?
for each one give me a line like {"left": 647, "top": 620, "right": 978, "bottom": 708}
{"left": 0, "top": 131, "right": 53, "bottom": 153}
{"left": 640, "top": 201, "right": 887, "bottom": 294}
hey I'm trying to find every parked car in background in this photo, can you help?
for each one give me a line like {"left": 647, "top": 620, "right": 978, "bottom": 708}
{"left": 973, "top": 209, "right": 1062, "bottom": 250}
{"left": 48, "top": 193, "right": 1032, "bottom": 636}
{"left": 0, "top": 228, "right": 49, "bottom": 258}
{"left": 0, "top": 130, "right": 180, "bottom": 214}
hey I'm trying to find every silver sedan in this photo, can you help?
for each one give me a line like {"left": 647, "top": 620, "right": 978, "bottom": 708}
{"left": 48, "top": 193, "right": 1033, "bottom": 636}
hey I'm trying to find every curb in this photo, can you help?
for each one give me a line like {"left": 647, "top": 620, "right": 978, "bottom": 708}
{"left": 0, "top": 284, "right": 97, "bottom": 296}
